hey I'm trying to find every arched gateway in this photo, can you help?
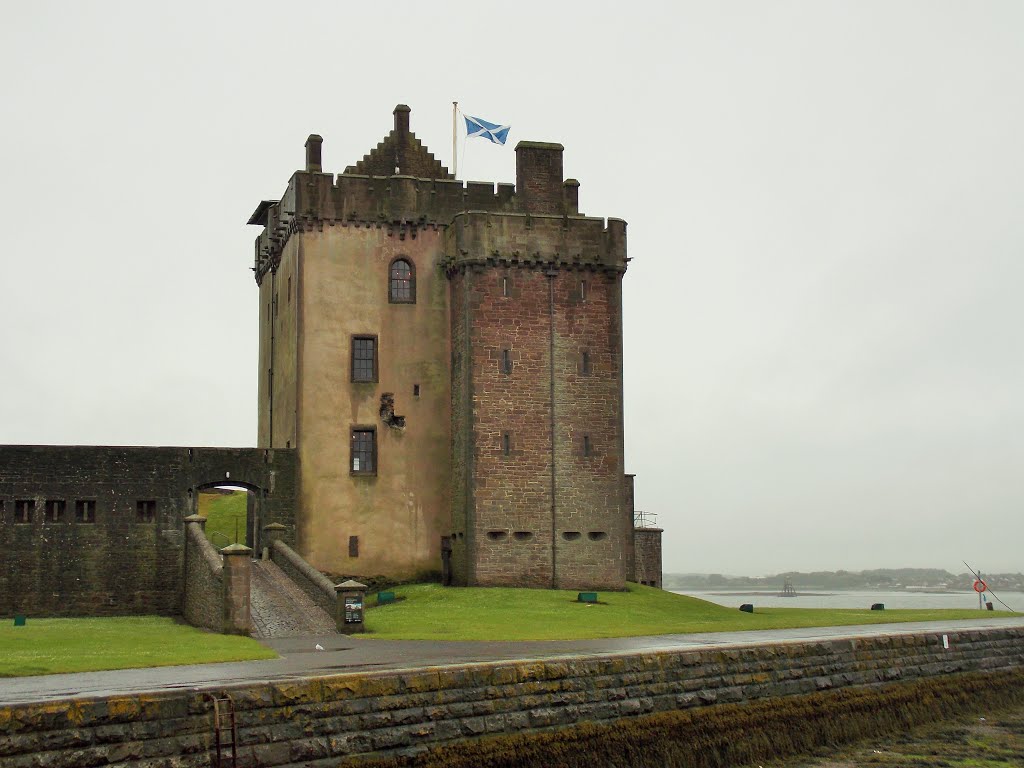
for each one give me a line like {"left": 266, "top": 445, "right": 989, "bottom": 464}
{"left": 0, "top": 445, "right": 297, "bottom": 618}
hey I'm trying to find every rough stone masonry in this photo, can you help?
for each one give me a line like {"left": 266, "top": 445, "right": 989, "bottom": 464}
{"left": 0, "top": 627, "right": 1021, "bottom": 767}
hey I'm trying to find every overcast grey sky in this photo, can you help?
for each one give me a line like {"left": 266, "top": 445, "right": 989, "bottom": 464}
{"left": 2, "top": 1, "right": 1021, "bottom": 577}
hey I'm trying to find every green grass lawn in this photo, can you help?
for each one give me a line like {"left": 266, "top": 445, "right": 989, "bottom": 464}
{"left": 362, "top": 583, "right": 1012, "bottom": 641}
{"left": 198, "top": 490, "right": 248, "bottom": 548}
{"left": 0, "top": 617, "right": 276, "bottom": 677}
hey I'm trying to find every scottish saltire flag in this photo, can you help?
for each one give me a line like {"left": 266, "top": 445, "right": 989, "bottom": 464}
{"left": 464, "top": 115, "right": 511, "bottom": 145}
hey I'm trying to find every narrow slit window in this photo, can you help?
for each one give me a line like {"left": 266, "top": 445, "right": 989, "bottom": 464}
{"left": 351, "top": 335, "right": 378, "bottom": 382}
{"left": 349, "top": 535, "right": 359, "bottom": 558}
{"left": 15, "top": 500, "right": 34, "bottom": 524}
{"left": 501, "top": 348, "right": 512, "bottom": 375}
{"left": 136, "top": 500, "right": 156, "bottom": 523}
{"left": 75, "top": 500, "right": 96, "bottom": 523}
{"left": 501, "top": 276, "right": 509, "bottom": 297}
{"left": 583, "top": 435, "right": 592, "bottom": 457}
{"left": 580, "top": 279, "right": 587, "bottom": 301}
{"left": 502, "top": 432, "right": 511, "bottom": 456}
{"left": 582, "top": 350, "right": 591, "bottom": 375}
{"left": 45, "top": 499, "right": 66, "bottom": 522}
{"left": 350, "top": 427, "right": 376, "bottom": 475}
{"left": 287, "top": 276, "right": 292, "bottom": 303}
{"left": 413, "top": 384, "right": 420, "bottom": 398}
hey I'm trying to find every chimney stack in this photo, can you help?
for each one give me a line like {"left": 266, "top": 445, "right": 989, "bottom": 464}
{"left": 515, "top": 141, "right": 565, "bottom": 214}
{"left": 393, "top": 104, "right": 411, "bottom": 137}
{"left": 305, "top": 134, "right": 323, "bottom": 172}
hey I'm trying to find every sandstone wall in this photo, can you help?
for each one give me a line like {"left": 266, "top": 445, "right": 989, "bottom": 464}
{"left": 290, "top": 226, "right": 452, "bottom": 581}
{"left": 633, "top": 528, "right": 663, "bottom": 588}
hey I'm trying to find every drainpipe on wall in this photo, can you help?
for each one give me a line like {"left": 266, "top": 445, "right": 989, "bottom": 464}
{"left": 268, "top": 271, "right": 277, "bottom": 447}
{"left": 547, "top": 268, "right": 557, "bottom": 589}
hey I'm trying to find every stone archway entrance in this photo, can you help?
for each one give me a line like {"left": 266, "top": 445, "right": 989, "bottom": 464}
{"left": 194, "top": 480, "right": 262, "bottom": 551}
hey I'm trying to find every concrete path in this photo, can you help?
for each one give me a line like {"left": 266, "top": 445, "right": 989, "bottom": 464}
{"left": 249, "top": 560, "right": 336, "bottom": 638}
{"left": 2, "top": 616, "right": 1023, "bottom": 706}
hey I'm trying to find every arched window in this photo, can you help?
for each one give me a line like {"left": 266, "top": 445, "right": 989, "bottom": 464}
{"left": 389, "top": 258, "right": 415, "bottom": 303}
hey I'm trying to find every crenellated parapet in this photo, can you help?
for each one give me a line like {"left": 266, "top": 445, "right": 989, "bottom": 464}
{"left": 249, "top": 107, "right": 603, "bottom": 285}
{"left": 443, "top": 211, "right": 627, "bottom": 276}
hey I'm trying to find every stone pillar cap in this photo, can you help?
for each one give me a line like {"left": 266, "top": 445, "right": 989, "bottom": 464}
{"left": 221, "top": 543, "right": 253, "bottom": 555}
{"left": 183, "top": 514, "right": 206, "bottom": 524}
{"left": 262, "top": 522, "right": 287, "bottom": 531}
{"left": 336, "top": 580, "right": 367, "bottom": 592}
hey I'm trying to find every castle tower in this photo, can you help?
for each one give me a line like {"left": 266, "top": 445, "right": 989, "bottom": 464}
{"left": 249, "top": 106, "right": 632, "bottom": 588}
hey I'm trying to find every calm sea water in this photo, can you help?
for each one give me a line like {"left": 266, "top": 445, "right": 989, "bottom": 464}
{"left": 672, "top": 589, "right": 1024, "bottom": 612}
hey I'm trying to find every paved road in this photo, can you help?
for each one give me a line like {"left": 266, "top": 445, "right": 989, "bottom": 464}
{"left": 3, "top": 617, "right": 1022, "bottom": 706}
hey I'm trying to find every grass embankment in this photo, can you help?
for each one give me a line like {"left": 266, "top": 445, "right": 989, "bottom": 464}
{"left": 363, "top": 582, "right": 1012, "bottom": 641}
{"left": 197, "top": 489, "right": 248, "bottom": 547}
{"left": 0, "top": 617, "right": 276, "bottom": 677}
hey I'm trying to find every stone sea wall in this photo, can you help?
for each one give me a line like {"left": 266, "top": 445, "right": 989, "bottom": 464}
{"left": 1, "top": 627, "right": 1022, "bottom": 767}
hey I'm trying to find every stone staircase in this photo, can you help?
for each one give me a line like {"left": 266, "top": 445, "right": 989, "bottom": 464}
{"left": 249, "top": 559, "right": 336, "bottom": 638}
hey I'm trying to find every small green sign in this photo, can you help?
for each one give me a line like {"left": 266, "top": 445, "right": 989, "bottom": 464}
{"left": 377, "top": 591, "right": 396, "bottom": 605}
{"left": 13, "top": 615, "right": 26, "bottom": 627}
{"left": 577, "top": 592, "right": 598, "bottom": 603}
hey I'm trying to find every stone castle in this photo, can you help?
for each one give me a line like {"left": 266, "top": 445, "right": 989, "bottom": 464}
{"left": 0, "top": 105, "right": 661, "bottom": 620}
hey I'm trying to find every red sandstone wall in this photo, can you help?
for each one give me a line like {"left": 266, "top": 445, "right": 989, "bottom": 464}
{"left": 634, "top": 529, "right": 663, "bottom": 588}
{"left": 552, "top": 271, "right": 626, "bottom": 589}
{"left": 453, "top": 267, "right": 555, "bottom": 587}
{"left": 450, "top": 265, "right": 627, "bottom": 589}
{"left": 449, "top": 270, "right": 471, "bottom": 585}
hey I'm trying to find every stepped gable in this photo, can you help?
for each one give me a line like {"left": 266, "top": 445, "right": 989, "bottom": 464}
{"left": 345, "top": 104, "right": 454, "bottom": 180}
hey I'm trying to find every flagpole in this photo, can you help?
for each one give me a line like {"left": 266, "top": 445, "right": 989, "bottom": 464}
{"left": 452, "top": 101, "right": 458, "bottom": 179}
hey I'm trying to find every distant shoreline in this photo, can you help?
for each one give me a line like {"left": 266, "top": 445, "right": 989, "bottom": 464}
{"left": 669, "top": 588, "right": 975, "bottom": 596}
{"left": 672, "top": 590, "right": 836, "bottom": 597}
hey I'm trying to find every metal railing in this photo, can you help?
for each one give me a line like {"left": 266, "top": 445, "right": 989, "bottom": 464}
{"left": 633, "top": 510, "right": 658, "bottom": 528}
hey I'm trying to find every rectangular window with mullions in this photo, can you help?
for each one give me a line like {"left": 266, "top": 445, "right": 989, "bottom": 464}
{"left": 351, "top": 335, "right": 378, "bottom": 382}
{"left": 350, "top": 427, "right": 376, "bottom": 475}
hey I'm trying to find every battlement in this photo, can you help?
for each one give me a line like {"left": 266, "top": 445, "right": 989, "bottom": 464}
{"left": 443, "top": 211, "right": 627, "bottom": 274}
{"left": 250, "top": 106, "right": 609, "bottom": 283}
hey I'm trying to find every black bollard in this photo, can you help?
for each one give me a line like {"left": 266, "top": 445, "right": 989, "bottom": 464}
{"left": 871, "top": 603, "right": 884, "bottom": 611}
{"left": 986, "top": 602, "right": 994, "bottom": 611}
{"left": 739, "top": 603, "right": 754, "bottom": 613}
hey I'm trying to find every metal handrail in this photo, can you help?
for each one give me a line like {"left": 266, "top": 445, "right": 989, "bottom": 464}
{"left": 208, "top": 530, "right": 234, "bottom": 547}
{"left": 633, "top": 510, "right": 658, "bottom": 528}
